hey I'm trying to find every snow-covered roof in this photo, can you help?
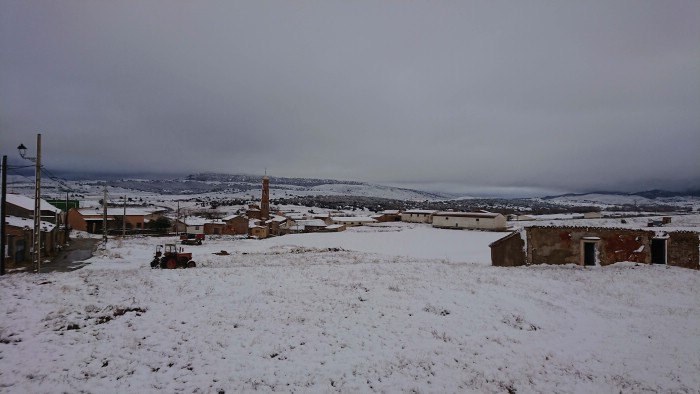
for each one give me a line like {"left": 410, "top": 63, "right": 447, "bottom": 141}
{"left": 6, "top": 194, "right": 61, "bottom": 213}
{"left": 249, "top": 219, "right": 264, "bottom": 228}
{"left": 332, "top": 217, "right": 377, "bottom": 223}
{"left": 222, "top": 214, "right": 244, "bottom": 221}
{"left": 77, "top": 207, "right": 153, "bottom": 217}
{"left": 184, "top": 217, "right": 210, "bottom": 226}
{"left": 265, "top": 215, "right": 288, "bottom": 224}
{"left": 403, "top": 209, "right": 438, "bottom": 215}
{"left": 5, "top": 215, "right": 56, "bottom": 232}
{"left": 325, "top": 224, "right": 345, "bottom": 230}
{"left": 295, "top": 219, "right": 327, "bottom": 227}
{"left": 434, "top": 211, "right": 501, "bottom": 218}
{"left": 380, "top": 210, "right": 400, "bottom": 215}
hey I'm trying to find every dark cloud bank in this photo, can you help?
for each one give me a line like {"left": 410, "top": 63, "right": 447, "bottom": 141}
{"left": 1, "top": 1, "right": 698, "bottom": 197}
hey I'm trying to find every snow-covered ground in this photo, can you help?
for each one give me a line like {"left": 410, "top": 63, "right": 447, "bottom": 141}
{"left": 542, "top": 193, "right": 700, "bottom": 211}
{"left": 1, "top": 224, "right": 699, "bottom": 393}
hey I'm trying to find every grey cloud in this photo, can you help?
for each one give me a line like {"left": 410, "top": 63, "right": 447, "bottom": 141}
{"left": 1, "top": 1, "right": 698, "bottom": 195}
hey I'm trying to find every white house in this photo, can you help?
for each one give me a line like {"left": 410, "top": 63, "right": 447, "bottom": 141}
{"left": 431, "top": 211, "right": 507, "bottom": 231}
{"left": 184, "top": 217, "right": 209, "bottom": 235}
{"left": 401, "top": 210, "right": 438, "bottom": 223}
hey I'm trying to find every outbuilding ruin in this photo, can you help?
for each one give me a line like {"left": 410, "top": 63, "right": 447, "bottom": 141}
{"left": 490, "top": 226, "right": 699, "bottom": 269}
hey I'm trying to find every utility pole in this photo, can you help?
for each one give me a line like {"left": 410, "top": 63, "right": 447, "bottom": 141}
{"left": 102, "top": 186, "right": 108, "bottom": 244}
{"left": 176, "top": 201, "right": 180, "bottom": 235}
{"left": 1, "top": 155, "right": 7, "bottom": 275}
{"left": 122, "top": 195, "right": 126, "bottom": 237}
{"left": 16, "top": 134, "right": 42, "bottom": 272}
{"left": 33, "top": 134, "right": 42, "bottom": 273}
{"left": 64, "top": 191, "right": 69, "bottom": 244}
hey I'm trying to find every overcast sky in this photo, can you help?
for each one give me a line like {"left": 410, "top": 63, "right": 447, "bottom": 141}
{"left": 1, "top": 1, "right": 698, "bottom": 196}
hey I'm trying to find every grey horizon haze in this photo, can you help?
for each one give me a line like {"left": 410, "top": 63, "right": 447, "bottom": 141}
{"left": 1, "top": 1, "right": 699, "bottom": 197}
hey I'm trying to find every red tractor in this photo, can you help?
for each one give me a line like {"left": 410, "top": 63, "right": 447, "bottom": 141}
{"left": 150, "top": 244, "right": 197, "bottom": 269}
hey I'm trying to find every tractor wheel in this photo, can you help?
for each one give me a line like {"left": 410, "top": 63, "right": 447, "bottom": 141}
{"left": 197, "top": 239, "right": 202, "bottom": 245}
{"left": 160, "top": 257, "right": 168, "bottom": 269}
{"left": 187, "top": 260, "right": 196, "bottom": 268}
{"left": 166, "top": 257, "right": 178, "bottom": 269}
{"left": 150, "top": 258, "right": 160, "bottom": 269}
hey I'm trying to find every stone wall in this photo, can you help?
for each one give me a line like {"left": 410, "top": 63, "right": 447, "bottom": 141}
{"left": 491, "top": 226, "right": 699, "bottom": 270}
{"left": 526, "top": 227, "right": 653, "bottom": 266}
{"left": 668, "top": 231, "right": 700, "bottom": 269}
{"left": 490, "top": 231, "right": 526, "bottom": 267}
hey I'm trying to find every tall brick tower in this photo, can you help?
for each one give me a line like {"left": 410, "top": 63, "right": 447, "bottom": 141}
{"left": 260, "top": 174, "right": 270, "bottom": 220}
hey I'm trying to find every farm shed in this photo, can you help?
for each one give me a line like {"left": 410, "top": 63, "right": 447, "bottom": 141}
{"left": 331, "top": 217, "right": 377, "bottom": 227}
{"left": 432, "top": 212, "right": 507, "bottom": 231}
{"left": 401, "top": 210, "right": 437, "bottom": 223}
{"left": 374, "top": 210, "right": 402, "bottom": 222}
{"left": 490, "top": 226, "right": 699, "bottom": 269}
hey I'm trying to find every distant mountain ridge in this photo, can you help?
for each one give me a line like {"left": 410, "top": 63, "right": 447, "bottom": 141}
{"left": 184, "top": 172, "right": 365, "bottom": 188}
{"left": 543, "top": 189, "right": 700, "bottom": 200}
{"left": 96, "top": 172, "right": 452, "bottom": 200}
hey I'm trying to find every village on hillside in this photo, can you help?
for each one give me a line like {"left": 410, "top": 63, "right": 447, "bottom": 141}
{"left": 3, "top": 175, "right": 699, "bottom": 272}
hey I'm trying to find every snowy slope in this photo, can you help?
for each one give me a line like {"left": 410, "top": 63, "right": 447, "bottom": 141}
{"left": 543, "top": 193, "right": 700, "bottom": 210}
{"left": 1, "top": 224, "right": 699, "bottom": 393}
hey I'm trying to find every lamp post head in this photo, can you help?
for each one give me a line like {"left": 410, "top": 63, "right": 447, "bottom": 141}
{"left": 17, "top": 143, "right": 27, "bottom": 158}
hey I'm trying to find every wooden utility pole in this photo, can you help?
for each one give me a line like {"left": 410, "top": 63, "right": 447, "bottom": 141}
{"left": 102, "top": 186, "right": 108, "bottom": 244}
{"left": 64, "top": 191, "right": 69, "bottom": 244}
{"left": 122, "top": 195, "right": 126, "bottom": 237}
{"left": 1, "top": 155, "right": 7, "bottom": 275}
{"left": 33, "top": 134, "right": 42, "bottom": 273}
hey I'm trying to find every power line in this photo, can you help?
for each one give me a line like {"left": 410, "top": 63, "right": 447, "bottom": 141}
{"left": 40, "top": 167, "right": 77, "bottom": 193}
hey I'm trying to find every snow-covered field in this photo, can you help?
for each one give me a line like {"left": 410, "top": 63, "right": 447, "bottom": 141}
{"left": 1, "top": 223, "right": 699, "bottom": 393}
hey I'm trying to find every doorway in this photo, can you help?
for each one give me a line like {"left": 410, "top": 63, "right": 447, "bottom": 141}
{"left": 651, "top": 238, "right": 667, "bottom": 264}
{"left": 583, "top": 242, "right": 597, "bottom": 266}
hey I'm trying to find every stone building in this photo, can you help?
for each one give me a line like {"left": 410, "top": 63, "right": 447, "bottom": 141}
{"left": 490, "top": 226, "right": 699, "bottom": 269}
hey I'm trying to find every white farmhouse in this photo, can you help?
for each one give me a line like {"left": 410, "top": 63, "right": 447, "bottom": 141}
{"left": 401, "top": 210, "right": 438, "bottom": 223}
{"left": 330, "top": 217, "right": 377, "bottom": 227}
{"left": 431, "top": 211, "right": 507, "bottom": 231}
{"left": 184, "top": 217, "right": 209, "bottom": 235}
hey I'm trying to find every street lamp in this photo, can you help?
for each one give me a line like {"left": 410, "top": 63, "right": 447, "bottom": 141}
{"left": 17, "top": 134, "right": 42, "bottom": 273}
{"left": 17, "top": 144, "right": 28, "bottom": 158}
